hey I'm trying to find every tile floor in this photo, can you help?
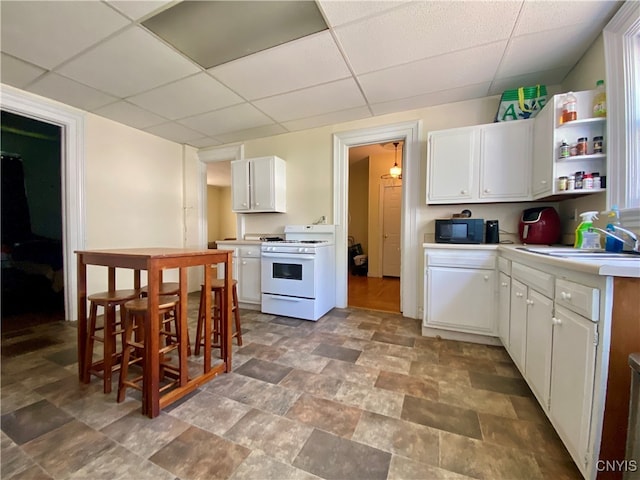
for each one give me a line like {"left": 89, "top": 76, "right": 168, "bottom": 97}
{"left": 1, "top": 293, "right": 583, "bottom": 480}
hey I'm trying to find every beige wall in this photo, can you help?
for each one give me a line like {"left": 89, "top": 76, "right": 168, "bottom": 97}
{"left": 207, "top": 185, "right": 236, "bottom": 242}
{"left": 84, "top": 112, "right": 186, "bottom": 293}
{"left": 348, "top": 158, "right": 369, "bottom": 256}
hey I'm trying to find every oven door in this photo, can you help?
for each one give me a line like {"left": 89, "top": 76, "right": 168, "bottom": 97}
{"left": 261, "top": 252, "right": 315, "bottom": 298}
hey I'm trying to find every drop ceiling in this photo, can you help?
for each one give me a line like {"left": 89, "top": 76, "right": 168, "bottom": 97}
{"left": 1, "top": 0, "right": 622, "bottom": 151}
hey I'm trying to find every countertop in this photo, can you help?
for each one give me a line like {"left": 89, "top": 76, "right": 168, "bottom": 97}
{"left": 423, "top": 243, "right": 640, "bottom": 278}
{"left": 215, "top": 240, "right": 263, "bottom": 245}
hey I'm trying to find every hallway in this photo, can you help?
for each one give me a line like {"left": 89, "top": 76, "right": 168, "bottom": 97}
{"left": 348, "top": 275, "right": 400, "bottom": 314}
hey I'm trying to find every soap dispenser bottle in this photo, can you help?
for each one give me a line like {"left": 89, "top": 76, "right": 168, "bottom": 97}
{"left": 574, "top": 211, "right": 599, "bottom": 249}
{"left": 604, "top": 205, "right": 623, "bottom": 252}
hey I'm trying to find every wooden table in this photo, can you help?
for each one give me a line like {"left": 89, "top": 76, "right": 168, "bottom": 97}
{"left": 75, "top": 248, "right": 233, "bottom": 418}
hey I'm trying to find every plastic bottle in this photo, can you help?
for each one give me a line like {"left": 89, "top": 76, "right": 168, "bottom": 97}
{"left": 593, "top": 80, "right": 606, "bottom": 117}
{"left": 603, "top": 205, "right": 623, "bottom": 252}
{"left": 574, "top": 211, "right": 599, "bottom": 248}
{"left": 562, "top": 91, "right": 578, "bottom": 123}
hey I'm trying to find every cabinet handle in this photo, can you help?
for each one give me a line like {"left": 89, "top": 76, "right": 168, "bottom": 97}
{"left": 484, "top": 188, "right": 491, "bottom": 194}
{"left": 483, "top": 275, "right": 489, "bottom": 281}
{"left": 516, "top": 292, "right": 524, "bottom": 298}
{"left": 242, "top": 202, "right": 247, "bottom": 207}
{"left": 242, "top": 261, "right": 247, "bottom": 265}
{"left": 501, "top": 282, "right": 508, "bottom": 287}
{"left": 552, "top": 317, "right": 562, "bottom": 325}
{"left": 541, "top": 180, "right": 547, "bottom": 184}
{"left": 461, "top": 190, "right": 467, "bottom": 194}
{"left": 255, "top": 202, "right": 260, "bottom": 206}
{"left": 526, "top": 299, "right": 534, "bottom": 305}
{"left": 560, "top": 291, "right": 572, "bottom": 300}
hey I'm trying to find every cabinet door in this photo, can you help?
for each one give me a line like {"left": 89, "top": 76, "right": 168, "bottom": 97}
{"left": 498, "top": 272, "right": 511, "bottom": 347}
{"left": 479, "top": 121, "right": 532, "bottom": 200}
{"left": 549, "top": 306, "right": 597, "bottom": 467}
{"left": 509, "top": 279, "right": 527, "bottom": 373}
{"left": 426, "top": 266, "right": 495, "bottom": 334}
{"left": 250, "top": 158, "right": 275, "bottom": 211}
{"left": 231, "top": 160, "right": 251, "bottom": 212}
{"left": 238, "top": 256, "right": 261, "bottom": 304}
{"left": 524, "top": 289, "right": 553, "bottom": 407}
{"left": 532, "top": 102, "right": 554, "bottom": 198}
{"left": 427, "top": 128, "right": 477, "bottom": 203}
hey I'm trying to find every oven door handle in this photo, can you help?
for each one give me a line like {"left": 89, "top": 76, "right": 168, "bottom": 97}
{"left": 261, "top": 252, "right": 316, "bottom": 261}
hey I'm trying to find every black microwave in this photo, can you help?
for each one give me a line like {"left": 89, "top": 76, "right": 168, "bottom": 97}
{"left": 435, "top": 218, "right": 484, "bottom": 244}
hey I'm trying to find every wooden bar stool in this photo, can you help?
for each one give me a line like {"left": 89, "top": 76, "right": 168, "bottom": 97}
{"left": 117, "top": 295, "right": 184, "bottom": 404}
{"left": 194, "top": 279, "right": 243, "bottom": 356}
{"left": 139, "top": 282, "right": 180, "bottom": 296}
{"left": 84, "top": 289, "right": 141, "bottom": 393}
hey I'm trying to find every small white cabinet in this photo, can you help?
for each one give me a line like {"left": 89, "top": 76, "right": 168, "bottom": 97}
{"left": 231, "top": 156, "right": 286, "bottom": 213}
{"left": 497, "top": 271, "right": 511, "bottom": 348}
{"left": 424, "top": 249, "right": 496, "bottom": 335}
{"left": 214, "top": 242, "right": 261, "bottom": 306}
{"left": 427, "top": 120, "right": 533, "bottom": 204}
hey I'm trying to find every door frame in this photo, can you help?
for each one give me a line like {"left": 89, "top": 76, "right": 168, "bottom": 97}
{"left": 333, "top": 120, "right": 421, "bottom": 318}
{"left": 0, "top": 85, "right": 85, "bottom": 321}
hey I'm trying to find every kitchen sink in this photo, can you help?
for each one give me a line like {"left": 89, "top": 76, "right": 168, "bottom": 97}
{"left": 517, "top": 247, "right": 640, "bottom": 260}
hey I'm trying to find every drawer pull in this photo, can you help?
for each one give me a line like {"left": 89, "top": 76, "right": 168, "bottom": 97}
{"left": 516, "top": 292, "right": 524, "bottom": 298}
{"left": 552, "top": 317, "right": 562, "bottom": 325}
{"left": 526, "top": 299, "right": 534, "bottom": 305}
{"left": 484, "top": 275, "right": 489, "bottom": 281}
{"left": 501, "top": 282, "right": 508, "bottom": 287}
{"left": 560, "top": 291, "right": 572, "bottom": 300}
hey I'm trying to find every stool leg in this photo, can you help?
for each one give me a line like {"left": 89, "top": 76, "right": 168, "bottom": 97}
{"left": 117, "top": 311, "right": 134, "bottom": 403}
{"left": 195, "top": 286, "right": 206, "bottom": 356}
{"left": 83, "top": 302, "right": 98, "bottom": 383}
{"left": 103, "top": 305, "right": 116, "bottom": 394}
{"left": 213, "top": 289, "right": 222, "bottom": 345}
{"left": 232, "top": 285, "right": 243, "bottom": 346}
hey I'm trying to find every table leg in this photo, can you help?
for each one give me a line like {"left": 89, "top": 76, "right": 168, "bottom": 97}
{"left": 203, "top": 263, "right": 211, "bottom": 373}
{"left": 178, "top": 267, "right": 188, "bottom": 386}
{"left": 223, "top": 253, "right": 233, "bottom": 372}
{"left": 77, "top": 254, "right": 87, "bottom": 381}
{"left": 145, "top": 260, "right": 160, "bottom": 418}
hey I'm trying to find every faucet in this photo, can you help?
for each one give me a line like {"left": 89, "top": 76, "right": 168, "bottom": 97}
{"left": 589, "top": 225, "right": 639, "bottom": 252}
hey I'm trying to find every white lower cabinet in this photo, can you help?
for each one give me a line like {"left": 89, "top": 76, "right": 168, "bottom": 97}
{"left": 549, "top": 307, "right": 597, "bottom": 473}
{"left": 523, "top": 288, "right": 553, "bottom": 406}
{"left": 424, "top": 249, "right": 496, "bottom": 336}
{"left": 215, "top": 243, "right": 261, "bottom": 306}
{"left": 497, "top": 271, "right": 511, "bottom": 347}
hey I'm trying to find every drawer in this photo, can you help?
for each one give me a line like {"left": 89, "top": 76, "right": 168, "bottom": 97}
{"left": 555, "top": 278, "right": 600, "bottom": 321}
{"left": 512, "top": 262, "right": 554, "bottom": 298}
{"left": 239, "top": 246, "right": 261, "bottom": 257}
{"left": 498, "top": 256, "right": 511, "bottom": 275}
{"left": 426, "top": 251, "right": 495, "bottom": 269}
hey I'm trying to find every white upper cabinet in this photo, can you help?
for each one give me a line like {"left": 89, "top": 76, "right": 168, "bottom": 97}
{"left": 231, "top": 156, "right": 286, "bottom": 213}
{"left": 427, "top": 120, "right": 533, "bottom": 204}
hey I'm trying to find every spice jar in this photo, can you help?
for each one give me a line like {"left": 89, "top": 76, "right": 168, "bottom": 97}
{"left": 593, "top": 174, "right": 601, "bottom": 189}
{"left": 593, "top": 136, "right": 603, "bottom": 154}
{"left": 559, "top": 140, "right": 570, "bottom": 159}
{"left": 570, "top": 144, "right": 578, "bottom": 156}
{"left": 584, "top": 173, "right": 594, "bottom": 189}
{"left": 576, "top": 137, "right": 588, "bottom": 155}
{"left": 575, "top": 171, "right": 585, "bottom": 189}
{"left": 557, "top": 176, "right": 568, "bottom": 191}
{"left": 567, "top": 175, "right": 575, "bottom": 190}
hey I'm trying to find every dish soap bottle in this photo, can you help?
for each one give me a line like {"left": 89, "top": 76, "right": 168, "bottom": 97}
{"left": 574, "top": 211, "right": 599, "bottom": 248}
{"left": 604, "top": 205, "right": 623, "bottom": 252}
{"left": 593, "top": 80, "right": 606, "bottom": 117}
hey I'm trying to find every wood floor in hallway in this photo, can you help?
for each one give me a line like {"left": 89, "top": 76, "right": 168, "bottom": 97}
{"left": 348, "top": 274, "right": 400, "bottom": 313}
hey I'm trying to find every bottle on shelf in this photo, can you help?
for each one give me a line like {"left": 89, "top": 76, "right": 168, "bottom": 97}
{"left": 593, "top": 80, "right": 606, "bottom": 117}
{"left": 562, "top": 91, "right": 578, "bottom": 123}
{"left": 559, "top": 139, "right": 570, "bottom": 158}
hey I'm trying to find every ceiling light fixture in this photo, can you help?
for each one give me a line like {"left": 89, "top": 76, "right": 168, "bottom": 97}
{"left": 381, "top": 142, "right": 402, "bottom": 180}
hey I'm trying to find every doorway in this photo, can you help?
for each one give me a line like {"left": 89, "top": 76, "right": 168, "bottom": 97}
{"left": 347, "top": 141, "right": 403, "bottom": 313}
{"left": 1, "top": 110, "right": 64, "bottom": 330}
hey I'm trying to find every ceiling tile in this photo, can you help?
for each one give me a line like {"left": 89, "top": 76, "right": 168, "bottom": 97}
{"left": 318, "top": 0, "right": 410, "bottom": 28}
{"left": 369, "top": 82, "right": 492, "bottom": 116}
{"left": 28, "top": 73, "right": 118, "bottom": 111}
{"left": 57, "top": 26, "right": 200, "bottom": 97}
{"left": 178, "top": 103, "right": 275, "bottom": 137}
{"left": 498, "top": 25, "right": 597, "bottom": 79}
{"left": 214, "top": 124, "right": 288, "bottom": 145}
{"left": 281, "top": 106, "right": 372, "bottom": 132}
{"left": 0, "top": 1, "right": 130, "bottom": 70}
{"left": 514, "top": 0, "right": 622, "bottom": 37}
{"left": 106, "top": 0, "right": 173, "bottom": 21}
{"left": 334, "top": 1, "right": 521, "bottom": 74}
{"left": 253, "top": 78, "right": 366, "bottom": 122}
{"left": 186, "top": 137, "right": 222, "bottom": 149}
{"left": 144, "top": 122, "right": 206, "bottom": 144}
{"left": 359, "top": 41, "right": 505, "bottom": 104}
{"left": 93, "top": 101, "right": 167, "bottom": 129}
{"left": 209, "top": 31, "right": 351, "bottom": 100}
{"left": 127, "top": 73, "right": 243, "bottom": 120}
{"left": 0, "top": 54, "right": 46, "bottom": 88}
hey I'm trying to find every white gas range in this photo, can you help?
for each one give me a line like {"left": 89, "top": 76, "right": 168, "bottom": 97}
{"left": 260, "top": 225, "right": 336, "bottom": 321}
